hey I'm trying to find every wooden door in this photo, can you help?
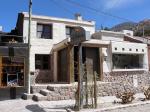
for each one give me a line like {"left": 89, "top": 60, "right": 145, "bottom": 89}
{"left": 85, "top": 47, "right": 100, "bottom": 80}
{"left": 57, "top": 48, "right": 68, "bottom": 82}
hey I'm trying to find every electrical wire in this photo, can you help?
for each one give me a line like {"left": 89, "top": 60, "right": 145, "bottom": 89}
{"left": 64, "top": 0, "right": 134, "bottom": 22}
{"left": 51, "top": 0, "right": 74, "bottom": 15}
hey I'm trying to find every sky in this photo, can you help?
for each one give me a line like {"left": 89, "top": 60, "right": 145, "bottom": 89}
{"left": 0, "top": 0, "right": 150, "bottom": 32}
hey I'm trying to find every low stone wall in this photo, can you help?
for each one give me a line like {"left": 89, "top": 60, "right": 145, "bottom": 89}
{"left": 31, "top": 82, "right": 138, "bottom": 101}
{"left": 103, "top": 71, "right": 150, "bottom": 92}
{"left": 31, "top": 71, "right": 150, "bottom": 101}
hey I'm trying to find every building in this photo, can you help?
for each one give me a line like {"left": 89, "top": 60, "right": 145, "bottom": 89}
{"left": 16, "top": 12, "right": 95, "bottom": 84}
{"left": 0, "top": 32, "right": 28, "bottom": 98}
{"left": 1, "top": 12, "right": 150, "bottom": 100}
{"left": 16, "top": 13, "right": 150, "bottom": 101}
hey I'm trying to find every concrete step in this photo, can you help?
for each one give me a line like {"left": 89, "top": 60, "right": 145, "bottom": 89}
{"left": 40, "top": 89, "right": 51, "bottom": 96}
{"left": 32, "top": 93, "right": 47, "bottom": 101}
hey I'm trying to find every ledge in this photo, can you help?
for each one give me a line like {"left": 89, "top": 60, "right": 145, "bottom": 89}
{"left": 112, "top": 68, "right": 148, "bottom": 72}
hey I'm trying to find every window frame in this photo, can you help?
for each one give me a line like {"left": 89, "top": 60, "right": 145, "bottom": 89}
{"left": 35, "top": 54, "right": 51, "bottom": 70}
{"left": 65, "top": 26, "right": 74, "bottom": 37}
{"left": 112, "top": 53, "right": 146, "bottom": 71}
{"left": 37, "top": 23, "right": 53, "bottom": 39}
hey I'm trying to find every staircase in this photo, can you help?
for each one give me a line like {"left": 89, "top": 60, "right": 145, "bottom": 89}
{"left": 32, "top": 85, "right": 77, "bottom": 101}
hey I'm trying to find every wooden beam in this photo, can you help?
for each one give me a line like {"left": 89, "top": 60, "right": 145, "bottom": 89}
{"left": 67, "top": 45, "right": 74, "bottom": 83}
{"left": 77, "top": 44, "right": 84, "bottom": 110}
{"left": 99, "top": 48, "right": 103, "bottom": 81}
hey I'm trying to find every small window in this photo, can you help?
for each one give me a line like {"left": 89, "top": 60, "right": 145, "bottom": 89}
{"left": 129, "top": 48, "right": 132, "bottom": 51}
{"left": 66, "top": 26, "right": 74, "bottom": 37}
{"left": 37, "top": 24, "right": 52, "bottom": 39}
{"left": 115, "top": 47, "right": 117, "bottom": 50}
{"left": 35, "top": 54, "right": 50, "bottom": 70}
{"left": 142, "top": 49, "right": 144, "bottom": 52}
{"left": 136, "top": 49, "right": 138, "bottom": 52}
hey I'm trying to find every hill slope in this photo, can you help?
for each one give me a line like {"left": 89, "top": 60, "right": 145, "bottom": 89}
{"left": 110, "top": 19, "right": 150, "bottom": 36}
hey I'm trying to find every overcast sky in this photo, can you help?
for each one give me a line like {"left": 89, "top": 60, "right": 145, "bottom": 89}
{"left": 0, "top": 0, "right": 150, "bottom": 32}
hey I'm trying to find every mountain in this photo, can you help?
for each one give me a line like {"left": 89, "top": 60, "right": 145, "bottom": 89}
{"left": 111, "top": 22, "right": 137, "bottom": 32}
{"left": 110, "top": 19, "right": 150, "bottom": 36}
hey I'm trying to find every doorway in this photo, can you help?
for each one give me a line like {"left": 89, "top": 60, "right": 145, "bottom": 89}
{"left": 74, "top": 46, "right": 100, "bottom": 82}
{"left": 57, "top": 48, "right": 68, "bottom": 82}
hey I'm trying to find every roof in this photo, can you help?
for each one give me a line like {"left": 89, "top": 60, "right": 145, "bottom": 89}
{"left": 125, "top": 34, "right": 150, "bottom": 45}
{"left": 21, "top": 12, "right": 95, "bottom": 26}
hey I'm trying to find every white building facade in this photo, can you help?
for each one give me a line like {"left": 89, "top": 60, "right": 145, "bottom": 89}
{"left": 16, "top": 12, "right": 95, "bottom": 84}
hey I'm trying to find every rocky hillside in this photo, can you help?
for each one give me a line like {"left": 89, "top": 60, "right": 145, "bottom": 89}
{"left": 111, "top": 22, "right": 137, "bottom": 32}
{"left": 110, "top": 19, "right": 150, "bottom": 36}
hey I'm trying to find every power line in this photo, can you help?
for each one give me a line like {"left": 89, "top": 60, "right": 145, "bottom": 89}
{"left": 51, "top": 0, "right": 74, "bottom": 15}
{"left": 65, "top": 0, "right": 134, "bottom": 22}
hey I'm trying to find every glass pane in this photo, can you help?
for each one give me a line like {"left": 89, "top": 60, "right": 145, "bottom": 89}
{"left": 44, "top": 25, "right": 50, "bottom": 33}
{"left": 37, "top": 32, "right": 42, "bottom": 38}
{"left": 43, "top": 63, "right": 49, "bottom": 69}
{"left": 37, "top": 25, "right": 43, "bottom": 31}
{"left": 66, "top": 27, "right": 70, "bottom": 35}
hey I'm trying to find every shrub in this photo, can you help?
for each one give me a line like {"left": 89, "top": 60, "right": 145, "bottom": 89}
{"left": 116, "top": 91, "right": 135, "bottom": 104}
{"left": 143, "top": 86, "right": 150, "bottom": 100}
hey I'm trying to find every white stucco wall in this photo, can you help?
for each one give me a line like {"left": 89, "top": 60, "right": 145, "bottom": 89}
{"left": 22, "top": 15, "right": 95, "bottom": 71}
{"left": 103, "top": 41, "right": 149, "bottom": 72}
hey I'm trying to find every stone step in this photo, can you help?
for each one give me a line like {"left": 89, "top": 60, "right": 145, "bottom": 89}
{"left": 47, "top": 86, "right": 55, "bottom": 91}
{"left": 32, "top": 93, "right": 47, "bottom": 101}
{"left": 40, "top": 89, "right": 51, "bottom": 96}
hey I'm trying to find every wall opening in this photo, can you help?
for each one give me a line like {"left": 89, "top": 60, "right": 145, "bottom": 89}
{"left": 112, "top": 54, "right": 144, "bottom": 69}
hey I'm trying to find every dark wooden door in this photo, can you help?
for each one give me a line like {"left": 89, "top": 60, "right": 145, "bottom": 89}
{"left": 85, "top": 47, "right": 100, "bottom": 79}
{"left": 58, "top": 48, "right": 68, "bottom": 82}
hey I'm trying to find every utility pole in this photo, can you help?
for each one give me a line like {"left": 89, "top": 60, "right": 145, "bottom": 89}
{"left": 27, "top": 0, "right": 32, "bottom": 94}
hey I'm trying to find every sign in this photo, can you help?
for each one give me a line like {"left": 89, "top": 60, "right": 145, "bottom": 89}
{"left": 70, "top": 27, "right": 86, "bottom": 45}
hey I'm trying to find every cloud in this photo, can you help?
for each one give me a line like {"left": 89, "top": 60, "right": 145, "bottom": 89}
{"left": 103, "top": 0, "right": 141, "bottom": 10}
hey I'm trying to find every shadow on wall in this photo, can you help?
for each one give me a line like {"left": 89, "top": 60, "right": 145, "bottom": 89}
{"left": 26, "top": 104, "right": 46, "bottom": 112}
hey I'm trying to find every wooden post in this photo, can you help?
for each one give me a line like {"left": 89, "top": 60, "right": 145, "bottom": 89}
{"left": 94, "top": 71, "right": 97, "bottom": 108}
{"left": 68, "top": 45, "right": 74, "bottom": 83}
{"left": 77, "top": 43, "right": 84, "bottom": 110}
{"left": 85, "top": 62, "right": 88, "bottom": 106}
{"left": 99, "top": 48, "right": 103, "bottom": 81}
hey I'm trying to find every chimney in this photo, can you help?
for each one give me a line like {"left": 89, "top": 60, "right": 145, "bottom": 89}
{"left": 0, "top": 26, "right": 2, "bottom": 32}
{"left": 75, "top": 13, "right": 82, "bottom": 21}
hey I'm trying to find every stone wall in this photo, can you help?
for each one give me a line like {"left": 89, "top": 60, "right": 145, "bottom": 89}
{"left": 31, "top": 71, "right": 150, "bottom": 101}
{"left": 31, "top": 82, "right": 139, "bottom": 101}
{"left": 103, "top": 71, "right": 150, "bottom": 92}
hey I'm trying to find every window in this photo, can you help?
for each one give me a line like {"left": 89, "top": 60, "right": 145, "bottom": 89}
{"left": 37, "top": 24, "right": 52, "bottom": 39}
{"left": 0, "top": 57, "right": 24, "bottom": 87}
{"left": 112, "top": 54, "right": 144, "bottom": 69}
{"left": 115, "top": 47, "right": 117, "bottom": 50}
{"left": 35, "top": 54, "right": 50, "bottom": 70}
{"left": 66, "top": 26, "right": 74, "bottom": 37}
